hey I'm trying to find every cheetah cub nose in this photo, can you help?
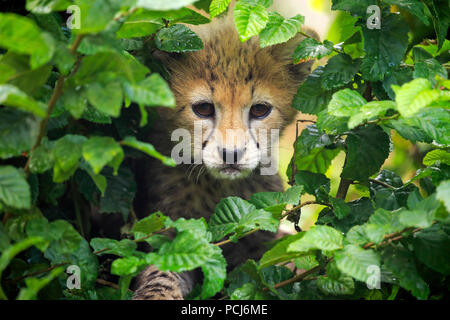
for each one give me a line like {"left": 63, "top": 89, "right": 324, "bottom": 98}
{"left": 220, "top": 148, "right": 244, "bottom": 164}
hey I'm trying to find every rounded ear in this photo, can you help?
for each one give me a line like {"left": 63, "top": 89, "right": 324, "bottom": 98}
{"left": 270, "top": 27, "right": 320, "bottom": 83}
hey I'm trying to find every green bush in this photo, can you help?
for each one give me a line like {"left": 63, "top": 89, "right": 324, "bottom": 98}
{"left": 0, "top": 0, "right": 449, "bottom": 300}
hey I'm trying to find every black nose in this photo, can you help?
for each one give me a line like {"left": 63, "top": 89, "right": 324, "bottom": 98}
{"left": 221, "top": 148, "right": 244, "bottom": 164}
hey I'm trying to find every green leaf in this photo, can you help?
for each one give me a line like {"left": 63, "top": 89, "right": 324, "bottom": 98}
{"left": 145, "top": 230, "right": 215, "bottom": 272}
{"left": 131, "top": 212, "right": 167, "bottom": 236}
{"left": 16, "top": 266, "right": 64, "bottom": 300}
{"left": 249, "top": 186, "right": 304, "bottom": 217}
{"left": 0, "top": 236, "right": 47, "bottom": 299}
{"left": 82, "top": 136, "right": 124, "bottom": 175}
{"left": 341, "top": 125, "right": 391, "bottom": 181}
{"left": 136, "top": 0, "right": 200, "bottom": 11}
{"left": 361, "top": 14, "right": 409, "bottom": 81}
{"left": 111, "top": 256, "right": 146, "bottom": 276}
{"left": 123, "top": 73, "right": 176, "bottom": 108}
{"left": 290, "top": 124, "right": 340, "bottom": 175}
{"left": 85, "top": 81, "right": 123, "bottom": 117}
{"left": 426, "top": 0, "right": 450, "bottom": 50}
{"left": 398, "top": 194, "right": 441, "bottom": 228}
{"left": 348, "top": 101, "right": 396, "bottom": 129}
{"left": 90, "top": 238, "right": 137, "bottom": 257}
{"left": 73, "top": 0, "right": 122, "bottom": 34}
{"left": 321, "top": 54, "right": 360, "bottom": 89}
{"left": 382, "top": 245, "right": 429, "bottom": 299}
{"left": 122, "top": 136, "right": 175, "bottom": 166}
{"left": 330, "top": 197, "right": 351, "bottom": 219}
{"left": 436, "top": 180, "right": 450, "bottom": 212}
{"left": 259, "top": 12, "right": 304, "bottom": 48}
{"left": 208, "top": 197, "right": 279, "bottom": 241}
{"left": 327, "top": 88, "right": 366, "bottom": 118}
{"left": 210, "top": 0, "right": 232, "bottom": 18}
{"left": 294, "top": 171, "right": 330, "bottom": 201}
{"left": 393, "top": 78, "right": 437, "bottom": 117}
{"left": 99, "top": 167, "right": 136, "bottom": 219}
{"left": 233, "top": 0, "right": 268, "bottom": 42}
{"left": 0, "top": 109, "right": 39, "bottom": 160}
{"left": 412, "top": 223, "right": 450, "bottom": 275}
{"left": 53, "top": 134, "right": 87, "bottom": 183}
{"left": 116, "top": 10, "right": 164, "bottom": 39}
{"left": 26, "top": 0, "right": 71, "bottom": 13}
{"left": 0, "top": 166, "right": 31, "bottom": 210}
{"left": 288, "top": 225, "right": 344, "bottom": 252}
{"left": 331, "top": 0, "right": 376, "bottom": 16}
{"left": 0, "top": 13, "right": 55, "bottom": 69}
{"left": 317, "top": 273, "right": 355, "bottom": 296}
{"left": 259, "top": 232, "right": 306, "bottom": 268}
{"left": 423, "top": 149, "right": 450, "bottom": 166}
{"left": 363, "top": 208, "right": 404, "bottom": 244}
{"left": 383, "top": 0, "right": 430, "bottom": 26}
{"left": 382, "top": 66, "right": 413, "bottom": 99}
{"left": 294, "top": 254, "right": 319, "bottom": 270}
{"left": 292, "top": 67, "right": 336, "bottom": 115}
{"left": 59, "top": 87, "right": 87, "bottom": 119}
{"left": 200, "top": 245, "right": 227, "bottom": 299}
{"left": 413, "top": 58, "right": 447, "bottom": 86}
{"left": 334, "top": 244, "right": 380, "bottom": 283}
{"left": 29, "top": 138, "right": 54, "bottom": 174}
{"left": 155, "top": 24, "right": 203, "bottom": 52}
{"left": 293, "top": 38, "right": 334, "bottom": 62}
{"left": 403, "top": 108, "right": 450, "bottom": 145}
{"left": 0, "top": 84, "right": 47, "bottom": 117}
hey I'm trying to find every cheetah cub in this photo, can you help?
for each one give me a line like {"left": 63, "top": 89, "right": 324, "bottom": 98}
{"left": 132, "top": 11, "right": 317, "bottom": 300}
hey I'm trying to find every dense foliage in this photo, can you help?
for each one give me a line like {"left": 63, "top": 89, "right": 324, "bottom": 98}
{"left": 0, "top": 0, "right": 449, "bottom": 300}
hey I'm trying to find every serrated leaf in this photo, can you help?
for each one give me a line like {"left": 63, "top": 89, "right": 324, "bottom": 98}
{"left": 294, "top": 171, "right": 330, "bottom": 201}
{"left": 123, "top": 73, "right": 176, "bottom": 107}
{"left": 85, "top": 81, "right": 123, "bottom": 118}
{"left": 0, "top": 13, "right": 55, "bottom": 69}
{"left": 293, "top": 38, "right": 333, "bottom": 62}
{"left": 292, "top": 66, "right": 336, "bottom": 115}
{"left": 259, "top": 232, "right": 306, "bottom": 268}
{"left": 117, "top": 10, "right": 164, "bottom": 39}
{"left": 412, "top": 223, "right": 450, "bottom": 275}
{"left": 0, "top": 84, "right": 47, "bottom": 117}
{"left": 348, "top": 101, "right": 396, "bottom": 129}
{"left": 82, "top": 136, "right": 124, "bottom": 175}
{"left": 210, "top": 0, "right": 232, "bottom": 18}
{"left": 288, "top": 225, "right": 344, "bottom": 252}
{"left": 0, "top": 166, "right": 31, "bottom": 209}
{"left": 398, "top": 194, "right": 441, "bottom": 228}
{"left": 259, "top": 12, "right": 304, "bottom": 48}
{"left": 341, "top": 125, "right": 390, "bottom": 181}
{"left": 327, "top": 88, "right": 366, "bottom": 118}
{"left": 334, "top": 244, "right": 380, "bottom": 283}
{"left": 233, "top": 1, "right": 268, "bottom": 42}
{"left": 423, "top": 149, "right": 450, "bottom": 166}
{"left": 436, "top": 180, "right": 450, "bottom": 212}
{"left": 155, "top": 24, "right": 203, "bottom": 52}
{"left": 29, "top": 138, "right": 54, "bottom": 174}
{"left": 0, "top": 109, "right": 39, "bottom": 160}
{"left": 208, "top": 197, "right": 279, "bottom": 241}
{"left": 393, "top": 78, "right": 437, "bottom": 117}
{"left": 53, "top": 134, "right": 87, "bottom": 183}
{"left": 382, "top": 245, "right": 429, "bottom": 299}
{"left": 317, "top": 273, "right": 355, "bottom": 296}
{"left": 321, "top": 54, "right": 360, "bottom": 89}
{"left": 383, "top": 0, "right": 430, "bottom": 26}
{"left": 360, "top": 14, "right": 409, "bottom": 81}
{"left": 90, "top": 238, "right": 137, "bottom": 257}
{"left": 136, "top": 0, "right": 199, "bottom": 11}
{"left": 331, "top": 0, "right": 376, "bottom": 16}
{"left": 131, "top": 212, "right": 167, "bottom": 236}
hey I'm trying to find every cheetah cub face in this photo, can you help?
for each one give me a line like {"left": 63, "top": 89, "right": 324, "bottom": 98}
{"left": 156, "top": 15, "right": 316, "bottom": 180}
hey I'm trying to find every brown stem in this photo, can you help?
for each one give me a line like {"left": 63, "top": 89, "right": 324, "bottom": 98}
{"left": 9, "top": 262, "right": 69, "bottom": 284}
{"left": 24, "top": 34, "right": 85, "bottom": 174}
{"left": 368, "top": 178, "right": 396, "bottom": 190}
{"left": 336, "top": 178, "right": 352, "bottom": 200}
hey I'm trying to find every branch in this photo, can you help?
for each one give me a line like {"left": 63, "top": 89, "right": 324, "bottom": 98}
{"left": 24, "top": 34, "right": 85, "bottom": 174}
{"left": 270, "top": 225, "right": 427, "bottom": 291}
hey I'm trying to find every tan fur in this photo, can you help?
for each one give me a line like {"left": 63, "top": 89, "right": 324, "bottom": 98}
{"left": 132, "top": 11, "right": 317, "bottom": 300}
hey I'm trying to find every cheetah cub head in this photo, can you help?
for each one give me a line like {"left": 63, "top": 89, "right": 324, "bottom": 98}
{"left": 155, "top": 12, "right": 317, "bottom": 180}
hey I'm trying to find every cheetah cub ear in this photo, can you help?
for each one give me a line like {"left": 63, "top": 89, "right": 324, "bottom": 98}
{"left": 269, "top": 28, "right": 320, "bottom": 84}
